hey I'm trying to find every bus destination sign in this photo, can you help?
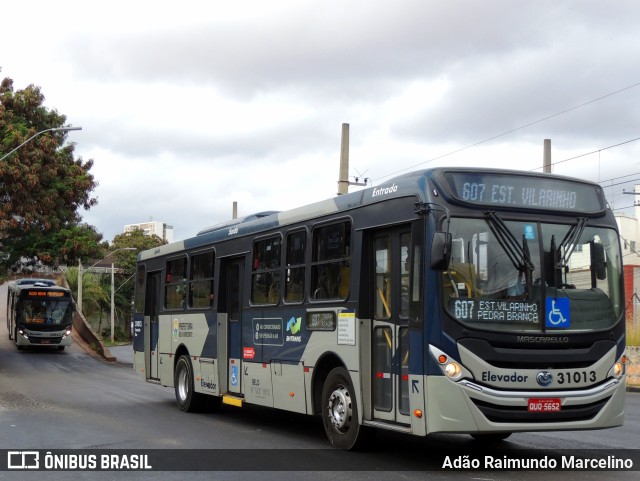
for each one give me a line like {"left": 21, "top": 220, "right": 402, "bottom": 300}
{"left": 445, "top": 172, "right": 605, "bottom": 213}
{"left": 28, "top": 291, "right": 66, "bottom": 297}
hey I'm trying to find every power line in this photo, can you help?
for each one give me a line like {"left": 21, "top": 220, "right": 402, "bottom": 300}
{"left": 612, "top": 204, "right": 636, "bottom": 212}
{"left": 599, "top": 171, "right": 640, "bottom": 184}
{"left": 373, "top": 81, "right": 640, "bottom": 183}
{"left": 530, "top": 137, "right": 640, "bottom": 171}
{"left": 600, "top": 177, "right": 640, "bottom": 188}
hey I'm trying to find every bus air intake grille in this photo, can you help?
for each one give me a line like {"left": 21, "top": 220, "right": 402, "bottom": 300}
{"left": 29, "top": 337, "right": 63, "bottom": 345}
{"left": 471, "top": 397, "right": 610, "bottom": 423}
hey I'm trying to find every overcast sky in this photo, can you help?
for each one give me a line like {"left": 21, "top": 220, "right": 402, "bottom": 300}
{"left": 2, "top": 0, "right": 640, "bottom": 242}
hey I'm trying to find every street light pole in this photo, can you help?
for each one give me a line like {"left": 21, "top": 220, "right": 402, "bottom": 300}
{"left": 0, "top": 126, "right": 82, "bottom": 162}
{"left": 111, "top": 262, "right": 115, "bottom": 343}
{"left": 78, "top": 259, "right": 84, "bottom": 313}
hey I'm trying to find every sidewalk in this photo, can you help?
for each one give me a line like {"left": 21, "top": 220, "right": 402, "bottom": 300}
{"left": 107, "top": 343, "right": 134, "bottom": 366}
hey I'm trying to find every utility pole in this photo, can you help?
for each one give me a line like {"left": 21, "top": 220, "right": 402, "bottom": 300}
{"left": 336, "top": 123, "right": 368, "bottom": 195}
{"left": 543, "top": 139, "right": 551, "bottom": 173}
{"left": 337, "top": 123, "right": 350, "bottom": 195}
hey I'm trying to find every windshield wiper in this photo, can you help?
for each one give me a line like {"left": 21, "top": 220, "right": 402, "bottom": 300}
{"left": 558, "top": 217, "right": 588, "bottom": 267}
{"left": 551, "top": 217, "right": 588, "bottom": 287}
{"left": 485, "top": 211, "right": 535, "bottom": 290}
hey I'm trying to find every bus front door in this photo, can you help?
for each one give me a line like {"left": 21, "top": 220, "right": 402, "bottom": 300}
{"left": 145, "top": 271, "right": 161, "bottom": 380}
{"left": 371, "top": 227, "right": 412, "bottom": 424}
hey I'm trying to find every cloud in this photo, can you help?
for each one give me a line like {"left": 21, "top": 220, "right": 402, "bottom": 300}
{"left": 3, "top": 0, "right": 640, "bottom": 242}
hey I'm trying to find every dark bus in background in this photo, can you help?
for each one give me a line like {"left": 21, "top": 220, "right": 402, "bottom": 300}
{"left": 6, "top": 279, "right": 75, "bottom": 350}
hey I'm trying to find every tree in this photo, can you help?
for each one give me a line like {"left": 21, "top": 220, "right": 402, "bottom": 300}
{"left": 7, "top": 223, "right": 106, "bottom": 272}
{"left": 111, "top": 228, "right": 167, "bottom": 274}
{"left": 0, "top": 77, "right": 98, "bottom": 269}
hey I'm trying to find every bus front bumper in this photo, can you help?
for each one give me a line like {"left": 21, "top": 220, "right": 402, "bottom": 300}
{"left": 425, "top": 374, "right": 625, "bottom": 434}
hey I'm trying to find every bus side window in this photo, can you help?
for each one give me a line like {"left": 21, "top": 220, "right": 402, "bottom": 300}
{"left": 285, "top": 230, "right": 306, "bottom": 303}
{"left": 311, "top": 221, "right": 351, "bottom": 301}
{"left": 251, "top": 236, "right": 282, "bottom": 305}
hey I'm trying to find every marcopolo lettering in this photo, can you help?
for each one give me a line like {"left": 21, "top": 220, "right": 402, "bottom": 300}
{"left": 372, "top": 183, "right": 398, "bottom": 197}
{"left": 481, "top": 371, "right": 528, "bottom": 383}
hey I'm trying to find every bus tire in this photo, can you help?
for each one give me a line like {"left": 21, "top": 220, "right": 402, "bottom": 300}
{"left": 174, "top": 354, "right": 207, "bottom": 413}
{"left": 321, "top": 366, "right": 367, "bottom": 450}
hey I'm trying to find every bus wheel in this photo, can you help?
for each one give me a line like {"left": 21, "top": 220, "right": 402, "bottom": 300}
{"left": 174, "top": 355, "right": 209, "bottom": 413}
{"left": 321, "top": 367, "right": 366, "bottom": 450}
{"left": 470, "top": 432, "right": 512, "bottom": 442}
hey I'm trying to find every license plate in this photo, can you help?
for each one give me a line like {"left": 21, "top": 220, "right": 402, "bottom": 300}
{"left": 527, "top": 398, "right": 561, "bottom": 412}
{"left": 40, "top": 339, "right": 50, "bottom": 344}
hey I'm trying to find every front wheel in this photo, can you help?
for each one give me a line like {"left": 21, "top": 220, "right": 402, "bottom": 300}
{"left": 321, "top": 367, "right": 368, "bottom": 450}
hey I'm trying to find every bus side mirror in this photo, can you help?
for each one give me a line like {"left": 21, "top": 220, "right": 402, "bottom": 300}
{"left": 431, "top": 231, "right": 452, "bottom": 271}
{"left": 591, "top": 242, "right": 607, "bottom": 280}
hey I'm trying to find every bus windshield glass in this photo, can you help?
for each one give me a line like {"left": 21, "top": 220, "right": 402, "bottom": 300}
{"left": 442, "top": 217, "right": 623, "bottom": 333}
{"left": 20, "top": 298, "right": 73, "bottom": 326}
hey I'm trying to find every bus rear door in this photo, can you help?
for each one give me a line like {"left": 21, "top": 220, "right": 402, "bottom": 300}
{"left": 221, "top": 257, "right": 244, "bottom": 395}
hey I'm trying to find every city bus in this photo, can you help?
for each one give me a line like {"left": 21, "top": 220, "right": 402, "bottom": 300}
{"left": 133, "top": 167, "right": 626, "bottom": 449}
{"left": 7, "top": 280, "right": 75, "bottom": 351}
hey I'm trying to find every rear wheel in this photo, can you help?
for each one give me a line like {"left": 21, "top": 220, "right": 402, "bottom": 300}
{"left": 321, "top": 367, "right": 368, "bottom": 450}
{"left": 174, "top": 355, "right": 220, "bottom": 413}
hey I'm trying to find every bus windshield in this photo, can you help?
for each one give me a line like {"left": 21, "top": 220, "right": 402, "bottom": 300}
{"left": 20, "top": 299, "right": 73, "bottom": 326}
{"left": 442, "top": 217, "right": 623, "bottom": 333}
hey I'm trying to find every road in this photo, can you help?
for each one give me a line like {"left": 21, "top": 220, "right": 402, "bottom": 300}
{"left": 0, "top": 281, "right": 638, "bottom": 480}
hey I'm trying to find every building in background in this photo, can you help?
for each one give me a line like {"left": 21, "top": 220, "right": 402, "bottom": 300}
{"left": 614, "top": 185, "right": 640, "bottom": 331}
{"left": 124, "top": 221, "right": 174, "bottom": 243}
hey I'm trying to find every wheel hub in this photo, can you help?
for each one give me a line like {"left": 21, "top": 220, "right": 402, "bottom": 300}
{"left": 327, "top": 387, "right": 352, "bottom": 431}
{"left": 177, "top": 366, "right": 189, "bottom": 402}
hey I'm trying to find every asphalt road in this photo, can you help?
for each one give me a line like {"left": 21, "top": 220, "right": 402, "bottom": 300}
{"left": 0, "top": 282, "right": 638, "bottom": 481}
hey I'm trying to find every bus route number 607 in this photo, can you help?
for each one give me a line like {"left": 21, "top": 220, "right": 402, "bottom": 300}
{"left": 454, "top": 300, "right": 475, "bottom": 320}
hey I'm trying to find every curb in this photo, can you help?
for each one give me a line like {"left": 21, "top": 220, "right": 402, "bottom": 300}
{"left": 71, "top": 330, "right": 116, "bottom": 363}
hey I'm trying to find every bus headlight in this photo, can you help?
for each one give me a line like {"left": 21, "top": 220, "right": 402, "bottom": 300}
{"left": 429, "top": 345, "right": 471, "bottom": 382}
{"left": 61, "top": 330, "right": 72, "bottom": 339}
{"left": 612, "top": 353, "right": 626, "bottom": 379}
{"left": 18, "top": 329, "right": 29, "bottom": 339}
{"left": 609, "top": 353, "right": 626, "bottom": 379}
{"left": 444, "top": 362, "right": 462, "bottom": 380}
{"left": 613, "top": 362, "right": 624, "bottom": 378}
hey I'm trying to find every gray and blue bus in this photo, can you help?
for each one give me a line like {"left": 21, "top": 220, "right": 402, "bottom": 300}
{"left": 133, "top": 167, "right": 626, "bottom": 449}
{"left": 7, "top": 280, "right": 75, "bottom": 350}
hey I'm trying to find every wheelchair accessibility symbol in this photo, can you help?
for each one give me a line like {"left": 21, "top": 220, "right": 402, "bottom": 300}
{"left": 230, "top": 365, "right": 239, "bottom": 387}
{"left": 546, "top": 297, "right": 570, "bottom": 328}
